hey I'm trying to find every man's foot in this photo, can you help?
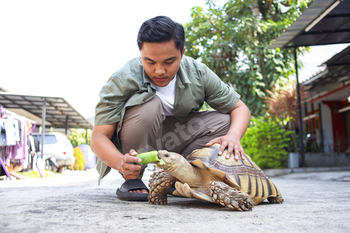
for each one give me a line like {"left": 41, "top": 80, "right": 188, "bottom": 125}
{"left": 116, "top": 179, "right": 149, "bottom": 201}
{"left": 129, "top": 188, "right": 148, "bottom": 193}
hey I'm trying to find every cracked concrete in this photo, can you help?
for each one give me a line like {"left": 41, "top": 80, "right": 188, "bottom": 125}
{"left": 1, "top": 169, "right": 350, "bottom": 233}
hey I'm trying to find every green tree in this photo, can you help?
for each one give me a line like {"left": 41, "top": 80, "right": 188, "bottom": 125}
{"left": 185, "top": 0, "right": 311, "bottom": 115}
{"left": 68, "top": 129, "right": 91, "bottom": 146}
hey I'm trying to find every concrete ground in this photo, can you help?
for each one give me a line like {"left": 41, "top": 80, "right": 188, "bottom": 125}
{"left": 0, "top": 168, "right": 350, "bottom": 233}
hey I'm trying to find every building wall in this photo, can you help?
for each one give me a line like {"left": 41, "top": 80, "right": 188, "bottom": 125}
{"left": 320, "top": 101, "right": 333, "bottom": 153}
{"left": 305, "top": 152, "right": 350, "bottom": 167}
{"left": 303, "top": 99, "right": 333, "bottom": 153}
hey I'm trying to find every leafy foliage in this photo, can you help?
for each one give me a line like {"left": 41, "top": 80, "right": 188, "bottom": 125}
{"left": 265, "top": 86, "right": 299, "bottom": 127}
{"left": 264, "top": 83, "right": 307, "bottom": 128}
{"left": 185, "top": 0, "right": 311, "bottom": 115}
{"left": 241, "top": 116, "right": 291, "bottom": 169}
{"left": 264, "top": 83, "right": 307, "bottom": 152}
{"left": 73, "top": 146, "right": 86, "bottom": 170}
{"left": 68, "top": 129, "right": 91, "bottom": 146}
{"left": 200, "top": 102, "right": 214, "bottom": 111}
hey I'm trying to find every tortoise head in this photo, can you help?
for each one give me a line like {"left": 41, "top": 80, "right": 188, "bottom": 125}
{"left": 157, "top": 150, "right": 183, "bottom": 170}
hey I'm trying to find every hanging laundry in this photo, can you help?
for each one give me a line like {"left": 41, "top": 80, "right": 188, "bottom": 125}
{"left": 14, "top": 119, "right": 21, "bottom": 143}
{"left": 5, "top": 121, "right": 28, "bottom": 166}
{"left": 4, "top": 118, "right": 16, "bottom": 146}
{"left": 0, "top": 120, "right": 6, "bottom": 146}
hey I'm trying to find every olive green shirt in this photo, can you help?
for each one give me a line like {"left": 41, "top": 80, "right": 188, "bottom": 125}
{"left": 94, "top": 55, "right": 241, "bottom": 183}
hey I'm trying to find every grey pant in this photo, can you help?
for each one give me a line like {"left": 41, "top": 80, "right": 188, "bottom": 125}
{"left": 97, "top": 95, "right": 232, "bottom": 182}
{"left": 120, "top": 95, "right": 231, "bottom": 158}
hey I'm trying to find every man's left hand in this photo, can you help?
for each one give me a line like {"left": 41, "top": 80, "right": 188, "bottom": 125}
{"left": 206, "top": 135, "right": 245, "bottom": 161}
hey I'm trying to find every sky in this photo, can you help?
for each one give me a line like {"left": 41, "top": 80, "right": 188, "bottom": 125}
{"left": 0, "top": 0, "right": 206, "bottom": 119}
{"left": 298, "top": 44, "right": 350, "bottom": 82}
{"left": 0, "top": 0, "right": 349, "bottom": 121}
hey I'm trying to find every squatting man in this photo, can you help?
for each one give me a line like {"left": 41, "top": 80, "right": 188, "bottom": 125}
{"left": 90, "top": 15, "right": 251, "bottom": 201}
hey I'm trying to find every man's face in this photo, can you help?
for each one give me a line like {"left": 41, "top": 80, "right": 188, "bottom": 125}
{"left": 140, "top": 40, "right": 185, "bottom": 87}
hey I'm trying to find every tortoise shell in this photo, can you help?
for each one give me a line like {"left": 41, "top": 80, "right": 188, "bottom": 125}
{"left": 185, "top": 144, "right": 282, "bottom": 205}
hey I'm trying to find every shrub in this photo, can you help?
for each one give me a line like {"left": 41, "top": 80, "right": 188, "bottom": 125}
{"left": 69, "top": 129, "right": 91, "bottom": 146}
{"left": 73, "top": 146, "right": 86, "bottom": 170}
{"left": 241, "top": 117, "right": 291, "bottom": 169}
{"left": 264, "top": 84, "right": 307, "bottom": 153}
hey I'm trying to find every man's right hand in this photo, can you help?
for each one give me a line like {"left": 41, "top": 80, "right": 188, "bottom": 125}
{"left": 118, "top": 149, "right": 143, "bottom": 180}
{"left": 91, "top": 124, "right": 140, "bottom": 179}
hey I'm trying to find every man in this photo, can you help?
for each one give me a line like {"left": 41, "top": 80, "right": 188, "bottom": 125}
{"left": 90, "top": 16, "right": 251, "bottom": 201}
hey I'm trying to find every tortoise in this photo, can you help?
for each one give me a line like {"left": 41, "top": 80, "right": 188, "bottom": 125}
{"left": 148, "top": 144, "right": 284, "bottom": 211}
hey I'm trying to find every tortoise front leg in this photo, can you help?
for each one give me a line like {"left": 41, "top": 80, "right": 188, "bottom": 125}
{"left": 209, "top": 181, "right": 255, "bottom": 211}
{"left": 148, "top": 170, "right": 177, "bottom": 205}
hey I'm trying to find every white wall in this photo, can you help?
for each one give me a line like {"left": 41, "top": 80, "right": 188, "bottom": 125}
{"left": 320, "top": 102, "right": 333, "bottom": 153}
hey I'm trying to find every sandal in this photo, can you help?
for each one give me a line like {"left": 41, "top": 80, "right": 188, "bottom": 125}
{"left": 116, "top": 179, "right": 149, "bottom": 201}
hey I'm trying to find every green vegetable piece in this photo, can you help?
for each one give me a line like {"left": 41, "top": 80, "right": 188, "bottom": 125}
{"left": 157, "top": 159, "right": 166, "bottom": 166}
{"left": 135, "top": 151, "right": 159, "bottom": 165}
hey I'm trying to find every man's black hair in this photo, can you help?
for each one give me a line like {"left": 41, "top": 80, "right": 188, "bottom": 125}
{"left": 137, "top": 16, "right": 185, "bottom": 52}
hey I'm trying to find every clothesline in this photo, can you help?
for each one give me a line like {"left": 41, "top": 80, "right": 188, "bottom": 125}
{"left": 0, "top": 106, "right": 38, "bottom": 180}
{"left": 0, "top": 106, "right": 37, "bottom": 124}
{"left": 0, "top": 106, "right": 37, "bottom": 134}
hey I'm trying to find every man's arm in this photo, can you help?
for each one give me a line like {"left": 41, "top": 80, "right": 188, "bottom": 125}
{"left": 90, "top": 124, "right": 142, "bottom": 180}
{"left": 206, "top": 99, "right": 251, "bottom": 160}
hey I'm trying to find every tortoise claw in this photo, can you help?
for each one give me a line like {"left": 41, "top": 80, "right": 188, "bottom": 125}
{"left": 268, "top": 194, "right": 284, "bottom": 204}
{"left": 209, "top": 181, "right": 254, "bottom": 211}
{"left": 148, "top": 170, "right": 177, "bottom": 205}
{"left": 175, "top": 181, "right": 192, "bottom": 198}
{"left": 150, "top": 197, "right": 167, "bottom": 205}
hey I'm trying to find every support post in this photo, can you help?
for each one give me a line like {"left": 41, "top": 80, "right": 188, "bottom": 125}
{"left": 294, "top": 47, "right": 305, "bottom": 167}
{"left": 318, "top": 103, "right": 324, "bottom": 152}
{"left": 41, "top": 98, "right": 46, "bottom": 159}
{"left": 85, "top": 128, "right": 88, "bottom": 144}
{"left": 65, "top": 115, "right": 68, "bottom": 136}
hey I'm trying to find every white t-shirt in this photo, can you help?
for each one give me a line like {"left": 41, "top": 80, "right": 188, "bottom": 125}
{"left": 155, "top": 75, "right": 177, "bottom": 116}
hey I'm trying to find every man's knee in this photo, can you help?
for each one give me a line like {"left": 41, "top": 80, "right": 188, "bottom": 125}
{"left": 124, "top": 95, "right": 164, "bottom": 125}
{"left": 120, "top": 96, "right": 164, "bottom": 153}
{"left": 191, "top": 111, "right": 231, "bottom": 136}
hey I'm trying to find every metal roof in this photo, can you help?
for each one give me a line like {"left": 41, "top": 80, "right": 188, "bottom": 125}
{"left": 268, "top": 0, "right": 350, "bottom": 164}
{"left": 0, "top": 93, "right": 93, "bottom": 129}
{"left": 270, "top": 0, "right": 350, "bottom": 49}
{"left": 323, "top": 45, "right": 350, "bottom": 65}
{"left": 303, "top": 45, "right": 350, "bottom": 89}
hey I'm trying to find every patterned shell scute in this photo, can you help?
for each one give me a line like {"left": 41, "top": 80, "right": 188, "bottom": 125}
{"left": 185, "top": 144, "right": 281, "bottom": 204}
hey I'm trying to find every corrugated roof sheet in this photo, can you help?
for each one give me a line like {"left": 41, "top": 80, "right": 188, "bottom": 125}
{"left": 270, "top": 0, "right": 350, "bottom": 49}
{"left": 0, "top": 93, "right": 93, "bottom": 129}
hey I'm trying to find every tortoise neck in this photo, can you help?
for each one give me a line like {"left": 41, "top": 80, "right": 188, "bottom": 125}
{"left": 164, "top": 156, "right": 198, "bottom": 182}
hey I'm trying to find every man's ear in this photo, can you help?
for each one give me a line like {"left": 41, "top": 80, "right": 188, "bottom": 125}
{"left": 181, "top": 47, "right": 185, "bottom": 58}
